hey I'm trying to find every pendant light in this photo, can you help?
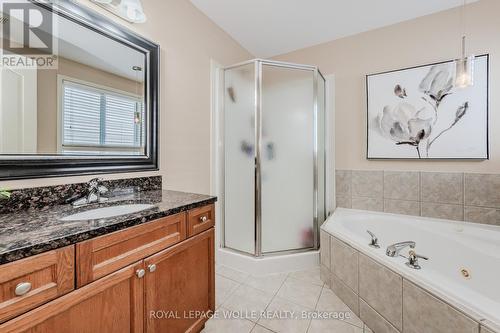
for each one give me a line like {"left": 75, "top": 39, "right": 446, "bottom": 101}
{"left": 454, "top": 0, "right": 475, "bottom": 89}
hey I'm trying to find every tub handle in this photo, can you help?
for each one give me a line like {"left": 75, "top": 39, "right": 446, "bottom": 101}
{"left": 406, "top": 250, "right": 428, "bottom": 270}
{"left": 366, "top": 230, "right": 380, "bottom": 248}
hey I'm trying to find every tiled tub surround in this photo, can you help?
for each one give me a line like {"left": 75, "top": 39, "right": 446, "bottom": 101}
{"left": 320, "top": 209, "right": 500, "bottom": 333}
{"left": 335, "top": 170, "right": 500, "bottom": 226}
{"left": 0, "top": 176, "right": 216, "bottom": 264}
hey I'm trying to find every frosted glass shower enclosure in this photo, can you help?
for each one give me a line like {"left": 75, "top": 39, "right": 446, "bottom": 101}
{"left": 223, "top": 59, "right": 326, "bottom": 257}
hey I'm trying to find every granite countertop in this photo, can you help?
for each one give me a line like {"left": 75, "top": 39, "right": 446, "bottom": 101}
{"left": 0, "top": 189, "right": 217, "bottom": 265}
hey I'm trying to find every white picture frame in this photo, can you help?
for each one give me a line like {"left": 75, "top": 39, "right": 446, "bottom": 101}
{"left": 366, "top": 55, "right": 489, "bottom": 160}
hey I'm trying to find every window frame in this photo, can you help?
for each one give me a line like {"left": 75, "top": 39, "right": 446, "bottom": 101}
{"left": 57, "top": 75, "right": 145, "bottom": 153}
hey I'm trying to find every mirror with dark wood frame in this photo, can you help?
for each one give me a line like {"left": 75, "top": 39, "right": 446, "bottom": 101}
{"left": 0, "top": 0, "right": 159, "bottom": 179}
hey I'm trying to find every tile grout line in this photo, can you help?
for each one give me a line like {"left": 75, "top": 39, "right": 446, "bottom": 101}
{"left": 382, "top": 170, "right": 385, "bottom": 212}
{"left": 273, "top": 275, "right": 325, "bottom": 309}
{"left": 216, "top": 272, "right": 244, "bottom": 310}
{"left": 401, "top": 272, "right": 404, "bottom": 333}
{"left": 463, "top": 172, "right": 466, "bottom": 221}
{"left": 357, "top": 246, "right": 363, "bottom": 331}
{"left": 419, "top": 171, "right": 423, "bottom": 217}
{"left": 216, "top": 265, "right": 250, "bottom": 284}
{"left": 317, "top": 282, "right": 366, "bottom": 331}
{"left": 220, "top": 270, "right": 298, "bottom": 331}
{"left": 350, "top": 169, "right": 353, "bottom": 208}
{"left": 216, "top": 273, "right": 246, "bottom": 285}
{"left": 252, "top": 323, "right": 278, "bottom": 333}
{"left": 305, "top": 284, "right": 325, "bottom": 333}
{"left": 255, "top": 272, "right": 291, "bottom": 330}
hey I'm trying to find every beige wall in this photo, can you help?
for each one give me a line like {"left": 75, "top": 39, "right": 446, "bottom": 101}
{"left": 37, "top": 57, "right": 142, "bottom": 153}
{"left": 0, "top": 0, "right": 252, "bottom": 191}
{"left": 275, "top": 0, "right": 499, "bottom": 173}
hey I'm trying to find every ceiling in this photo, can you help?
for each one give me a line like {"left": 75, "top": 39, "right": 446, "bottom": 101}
{"left": 55, "top": 13, "right": 145, "bottom": 82}
{"left": 5, "top": 3, "right": 145, "bottom": 82}
{"left": 190, "top": 0, "right": 478, "bottom": 58}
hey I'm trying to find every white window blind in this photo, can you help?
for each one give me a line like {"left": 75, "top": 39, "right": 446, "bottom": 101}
{"left": 62, "top": 80, "right": 145, "bottom": 149}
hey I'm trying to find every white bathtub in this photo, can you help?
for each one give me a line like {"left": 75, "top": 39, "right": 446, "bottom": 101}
{"left": 322, "top": 208, "right": 500, "bottom": 327}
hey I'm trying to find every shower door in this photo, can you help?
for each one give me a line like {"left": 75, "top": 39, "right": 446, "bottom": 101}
{"left": 260, "top": 64, "right": 316, "bottom": 254}
{"left": 224, "top": 62, "right": 256, "bottom": 255}
{"left": 223, "top": 59, "right": 325, "bottom": 257}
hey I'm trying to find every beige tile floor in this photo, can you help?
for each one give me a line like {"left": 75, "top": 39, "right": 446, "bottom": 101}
{"left": 201, "top": 265, "right": 373, "bottom": 333}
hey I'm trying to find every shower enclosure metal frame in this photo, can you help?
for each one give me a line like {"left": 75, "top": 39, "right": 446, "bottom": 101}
{"left": 221, "top": 59, "right": 326, "bottom": 258}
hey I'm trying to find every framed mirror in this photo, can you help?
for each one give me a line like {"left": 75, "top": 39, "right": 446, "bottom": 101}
{"left": 0, "top": 0, "right": 159, "bottom": 179}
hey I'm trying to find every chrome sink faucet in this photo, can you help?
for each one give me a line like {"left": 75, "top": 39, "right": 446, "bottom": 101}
{"left": 386, "top": 241, "right": 415, "bottom": 257}
{"left": 72, "top": 178, "right": 109, "bottom": 207}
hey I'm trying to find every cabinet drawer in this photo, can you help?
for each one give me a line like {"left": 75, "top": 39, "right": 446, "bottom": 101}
{"left": 187, "top": 204, "right": 215, "bottom": 237}
{"left": 0, "top": 261, "right": 144, "bottom": 333}
{"left": 76, "top": 213, "right": 186, "bottom": 287}
{"left": 0, "top": 246, "right": 74, "bottom": 324}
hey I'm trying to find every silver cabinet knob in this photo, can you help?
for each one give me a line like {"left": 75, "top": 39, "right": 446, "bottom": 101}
{"left": 136, "top": 269, "right": 145, "bottom": 278}
{"left": 15, "top": 282, "right": 32, "bottom": 296}
{"left": 199, "top": 216, "right": 208, "bottom": 223}
{"left": 148, "top": 264, "right": 157, "bottom": 273}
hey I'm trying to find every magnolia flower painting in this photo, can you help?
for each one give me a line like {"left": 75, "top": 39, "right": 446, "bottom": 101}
{"left": 367, "top": 55, "right": 489, "bottom": 159}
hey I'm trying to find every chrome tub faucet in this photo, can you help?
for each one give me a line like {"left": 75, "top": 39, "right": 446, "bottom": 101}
{"left": 406, "top": 250, "right": 429, "bottom": 270}
{"left": 366, "top": 230, "right": 380, "bottom": 248}
{"left": 386, "top": 241, "right": 416, "bottom": 257}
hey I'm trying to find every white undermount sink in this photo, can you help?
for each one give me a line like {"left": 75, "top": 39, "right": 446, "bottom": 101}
{"left": 60, "top": 204, "right": 155, "bottom": 221}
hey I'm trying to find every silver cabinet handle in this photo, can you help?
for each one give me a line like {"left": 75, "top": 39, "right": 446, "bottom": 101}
{"left": 199, "top": 216, "right": 208, "bottom": 223}
{"left": 148, "top": 264, "right": 157, "bottom": 273}
{"left": 136, "top": 269, "right": 145, "bottom": 278}
{"left": 15, "top": 282, "right": 32, "bottom": 296}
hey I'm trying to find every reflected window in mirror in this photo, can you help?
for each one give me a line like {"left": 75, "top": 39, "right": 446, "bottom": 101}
{"left": 59, "top": 78, "right": 146, "bottom": 155}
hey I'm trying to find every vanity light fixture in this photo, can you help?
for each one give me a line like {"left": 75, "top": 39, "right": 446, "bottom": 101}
{"left": 91, "top": 0, "right": 147, "bottom": 24}
{"left": 454, "top": 0, "right": 475, "bottom": 89}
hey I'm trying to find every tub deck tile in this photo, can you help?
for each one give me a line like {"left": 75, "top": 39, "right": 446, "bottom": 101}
{"left": 403, "top": 279, "right": 480, "bottom": 333}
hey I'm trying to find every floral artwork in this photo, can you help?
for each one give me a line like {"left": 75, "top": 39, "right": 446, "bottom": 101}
{"left": 367, "top": 55, "right": 488, "bottom": 159}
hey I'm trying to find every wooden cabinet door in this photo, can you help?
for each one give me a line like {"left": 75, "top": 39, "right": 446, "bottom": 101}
{"left": 0, "top": 246, "right": 74, "bottom": 323}
{"left": 77, "top": 213, "right": 186, "bottom": 287}
{"left": 144, "top": 229, "right": 215, "bottom": 333}
{"left": 0, "top": 261, "right": 145, "bottom": 333}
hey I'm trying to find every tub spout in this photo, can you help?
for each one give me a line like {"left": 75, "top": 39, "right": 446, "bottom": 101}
{"left": 386, "top": 241, "right": 415, "bottom": 257}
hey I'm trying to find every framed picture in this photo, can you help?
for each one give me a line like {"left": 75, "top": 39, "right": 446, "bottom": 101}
{"left": 366, "top": 54, "right": 489, "bottom": 159}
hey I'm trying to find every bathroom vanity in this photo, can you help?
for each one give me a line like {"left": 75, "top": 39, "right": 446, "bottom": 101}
{"left": 0, "top": 1, "right": 217, "bottom": 330}
{"left": 0, "top": 183, "right": 216, "bottom": 333}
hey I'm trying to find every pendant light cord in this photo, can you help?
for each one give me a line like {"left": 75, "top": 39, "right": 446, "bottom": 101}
{"left": 460, "top": 0, "right": 466, "bottom": 58}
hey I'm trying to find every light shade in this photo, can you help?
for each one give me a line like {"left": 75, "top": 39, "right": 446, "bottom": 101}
{"left": 455, "top": 55, "right": 475, "bottom": 89}
{"left": 119, "top": 0, "right": 147, "bottom": 23}
{"left": 91, "top": 0, "right": 147, "bottom": 24}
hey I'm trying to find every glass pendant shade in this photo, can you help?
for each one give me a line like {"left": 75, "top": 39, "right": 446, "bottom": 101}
{"left": 455, "top": 54, "right": 475, "bottom": 89}
{"left": 119, "top": 0, "right": 147, "bottom": 23}
{"left": 92, "top": 0, "right": 147, "bottom": 23}
{"left": 454, "top": 34, "right": 475, "bottom": 89}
